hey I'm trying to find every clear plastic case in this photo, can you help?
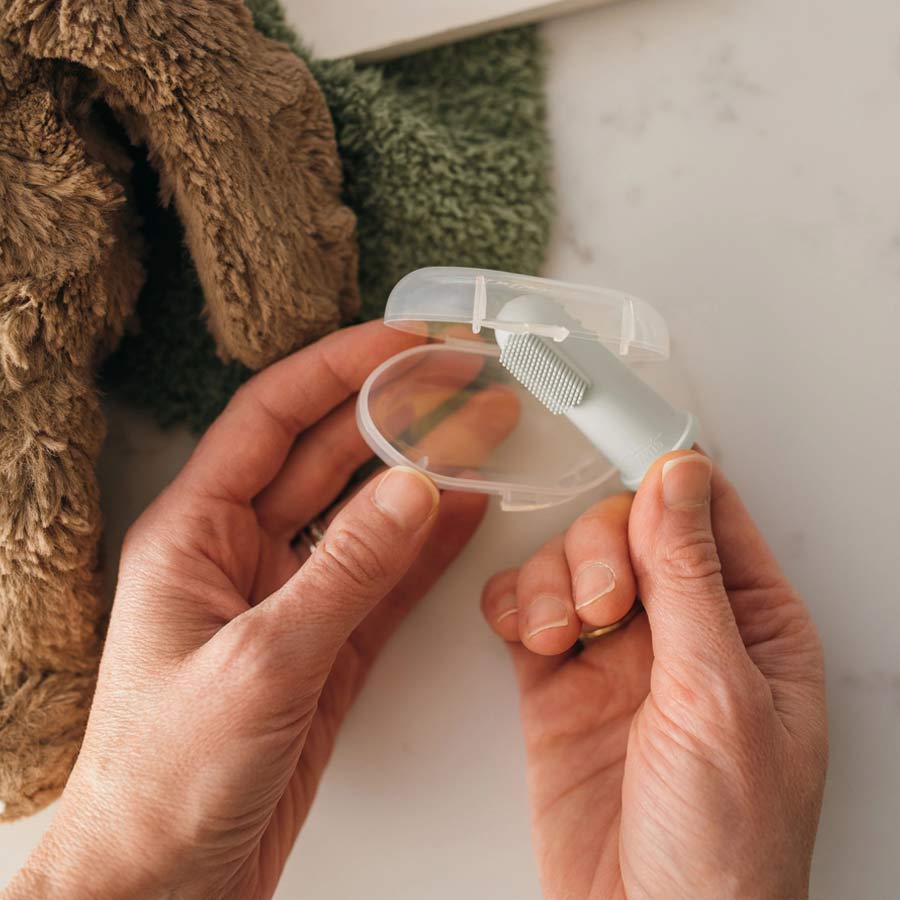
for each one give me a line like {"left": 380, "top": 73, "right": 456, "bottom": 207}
{"left": 356, "top": 267, "right": 676, "bottom": 510}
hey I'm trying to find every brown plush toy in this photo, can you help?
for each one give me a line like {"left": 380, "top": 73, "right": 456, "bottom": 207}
{"left": 0, "top": 0, "right": 358, "bottom": 819}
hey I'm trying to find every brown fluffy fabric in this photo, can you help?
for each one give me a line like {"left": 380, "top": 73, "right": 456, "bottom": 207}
{"left": 0, "top": 0, "right": 357, "bottom": 819}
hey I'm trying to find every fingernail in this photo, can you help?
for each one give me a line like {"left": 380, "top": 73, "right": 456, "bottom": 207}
{"left": 524, "top": 594, "right": 570, "bottom": 638}
{"left": 662, "top": 453, "right": 711, "bottom": 509}
{"left": 374, "top": 466, "right": 439, "bottom": 530}
{"left": 495, "top": 594, "right": 518, "bottom": 624}
{"left": 574, "top": 562, "right": 616, "bottom": 610}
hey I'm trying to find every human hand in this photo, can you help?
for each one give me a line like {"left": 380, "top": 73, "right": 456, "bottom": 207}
{"left": 5, "top": 321, "right": 499, "bottom": 900}
{"left": 481, "top": 451, "right": 827, "bottom": 899}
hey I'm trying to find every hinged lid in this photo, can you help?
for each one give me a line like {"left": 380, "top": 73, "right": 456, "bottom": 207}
{"left": 383, "top": 267, "right": 671, "bottom": 360}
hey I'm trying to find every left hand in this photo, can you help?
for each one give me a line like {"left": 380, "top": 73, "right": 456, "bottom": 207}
{"left": 480, "top": 453, "right": 827, "bottom": 899}
{"left": 5, "top": 321, "right": 495, "bottom": 900}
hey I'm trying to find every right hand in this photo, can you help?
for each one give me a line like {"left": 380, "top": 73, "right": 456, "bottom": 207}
{"left": 481, "top": 451, "right": 827, "bottom": 899}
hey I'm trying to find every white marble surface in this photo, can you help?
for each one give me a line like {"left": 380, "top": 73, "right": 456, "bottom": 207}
{"left": 3, "top": 0, "right": 900, "bottom": 896}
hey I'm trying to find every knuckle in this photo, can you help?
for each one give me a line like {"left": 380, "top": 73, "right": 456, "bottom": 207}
{"left": 230, "top": 379, "right": 257, "bottom": 413}
{"left": 567, "top": 494, "right": 630, "bottom": 538}
{"left": 318, "top": 524, "right": 391, "bottom": 589}
{"left": 120, "top": 519, "right": 145, "bottom": 559}
{"left": 520, "top": 537, "right": 564, "bottom": 579}
{"left": 662, "top": 529, "right": 722, "bottom": 585}
{"left": 119, "top": 513, "right": 171, "bottom": 575}
{"left": 659, "top": 656, "right": 767, "bottom": 737}
{"left": 517, "top": 565, "right": 549, "bottom": 598}
{"left": 208, "top": 615, "right": 319, "bottom": 725}
{"left": 218, "top": 616, "right": 273, "bottom": 680}
{"left": 220, "top": 610, "right": 314, "bottom": 691}
{"left": 566, "top": 516, "right": 603, "bottom": 550}
{"left": 120, "top": 497, "right": 167, "bottom": 555}
{"left": 483, "top": 568, "right": 516, "bottom": 602}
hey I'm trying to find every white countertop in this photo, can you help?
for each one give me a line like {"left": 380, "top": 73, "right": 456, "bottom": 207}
{"left": 3, "top": 0, "right": 899, "bottom": 896}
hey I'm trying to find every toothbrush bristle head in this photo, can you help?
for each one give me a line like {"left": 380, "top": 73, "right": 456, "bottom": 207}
{"left": 499, "top": 333, "right": 590, "bottom": 415}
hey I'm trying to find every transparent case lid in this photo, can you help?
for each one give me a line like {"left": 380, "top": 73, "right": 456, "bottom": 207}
{"left": 383, "top": 267, "right": 671, "bottom": 360}
{"left": 356, "top": 268, "right": 673, "bottom": 510}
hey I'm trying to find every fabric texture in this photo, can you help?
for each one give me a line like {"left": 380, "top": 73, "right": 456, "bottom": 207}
{"left": 0, "top": 0, "right": 355, "bottom": 820}
{"left": 0, "top": 0, "right": 553, "bottom": 822}
{"left": 103, "top": 1, "right": 554, "bottom": 431}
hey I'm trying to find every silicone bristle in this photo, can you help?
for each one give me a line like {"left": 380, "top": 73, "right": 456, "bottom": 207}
{"left": 499, "top": 333, "right": 589, "bottom": 415}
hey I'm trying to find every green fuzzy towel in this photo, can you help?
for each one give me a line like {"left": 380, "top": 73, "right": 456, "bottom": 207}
{"left": 102, "top": 1, "right": 554, "bottom": 431}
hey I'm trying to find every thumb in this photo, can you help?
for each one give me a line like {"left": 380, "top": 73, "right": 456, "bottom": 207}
{"left": 263, "top": 466, "right": 440, "bottom": 666}
{"left": 629, "top": 450, "right": 747, "bottom": 675}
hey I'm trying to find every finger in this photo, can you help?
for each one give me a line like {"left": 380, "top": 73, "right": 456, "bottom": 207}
{"left": 257, "top": 466, "right": 441, "bottom": 666}
{"left": 628, "top": 450, "right": 748, "bottom": 676}
{"left": 481, "top": 568, "right": 573, "bottom": 686}
{"left": 312, "top": 381, "right": 520, "bottom": 531}
{"left": 254, "top": 397, "right": 371, "bottom": 539}
{"left": 256, "top": 349, "right": 489, "bottom": 539}
{"left": 259, "top": 486, "right": 488, "bottom": 876}
{"left": 411, "top": 383, "right": 520, "bottom": 473}
{"left": 564, "top": 493, "right": 638, "bottom": 629}
{"left": 320, "top": 468, "right": 380, "bottom": 530}
{"left": 366, "top": 346, "right": 486, "bottom": 442}
{"left": 504, "top": 608, "right": 652, "bottom": 696}
{"left": 516, "top": 536, "right": 582, "bottom": 655}
{"left": 481, "top": 568, "right": 521, "bottom": 642}
{"left": 180, "top": 321, "right": 422, "bottom": 503}
{"left": 351, "top": 490, "right": 489, "bottom": 664}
